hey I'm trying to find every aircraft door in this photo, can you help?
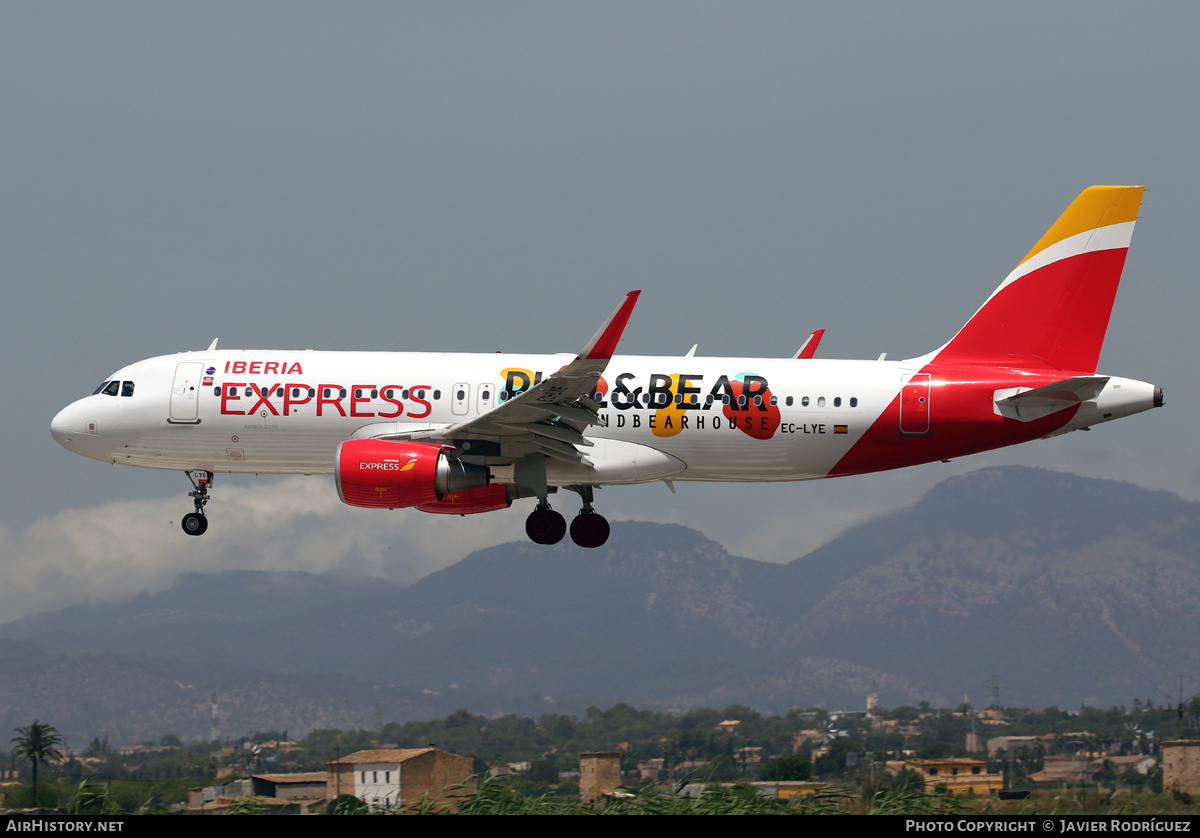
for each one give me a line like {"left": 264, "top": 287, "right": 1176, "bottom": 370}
{"left": 451, "top": 383, "right": 470, "bottom": 416}
{"left": 170, "top": 362, "right": 204, "bottom": 423}
{"left": 899, "top": 373, "right": 931, "bottom": 435}
{"left": 476, "top": 383, "right": 494, "bottom": 414}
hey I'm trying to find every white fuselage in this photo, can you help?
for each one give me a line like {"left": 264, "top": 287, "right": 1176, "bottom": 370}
{"left": 50, "top": 349, "right": 1158, "bottom": 487}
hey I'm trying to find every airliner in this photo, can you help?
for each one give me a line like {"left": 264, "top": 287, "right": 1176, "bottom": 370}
{"left": 51, "top": 186, "right": 1163, "bottom": 548}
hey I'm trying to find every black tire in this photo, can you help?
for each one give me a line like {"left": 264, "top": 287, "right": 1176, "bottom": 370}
{"left": 570, "top": 512, "right": 610, "bottom": 548}
{"left": 182, "top": 513, "right": 208, "bottom": 536}
{"left": 525, "top": 508, "right": 566, "bottom": 544}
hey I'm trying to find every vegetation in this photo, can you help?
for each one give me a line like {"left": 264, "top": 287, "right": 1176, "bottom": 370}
{"left": 10, "top": 720, "right": 63, "bottom": 808}
{"left": 2, "top": 697, "right": 1198, "bottom": 813}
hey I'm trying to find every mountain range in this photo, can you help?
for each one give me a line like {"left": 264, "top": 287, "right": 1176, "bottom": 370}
{"left": 2, "top": 466, "right": 1197, "bottom": 743}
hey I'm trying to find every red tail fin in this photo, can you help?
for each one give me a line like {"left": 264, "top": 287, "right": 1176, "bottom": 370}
{"left": 932, "top": 186, "right": 1144, "bottom": 372}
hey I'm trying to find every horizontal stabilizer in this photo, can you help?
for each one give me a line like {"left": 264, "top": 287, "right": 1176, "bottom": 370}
{"left": 994, "top": 376, "right": 1109, "bottom": 422}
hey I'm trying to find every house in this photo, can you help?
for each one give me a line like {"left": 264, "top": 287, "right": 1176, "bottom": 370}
{"left": 250, "top": 773, "right": 328, "bottom": 811}
{"left": 326, "top": 747, "right": 473, "bottom": 810}
{"left": 1028, "top": 755, "right": 1095, "bottom": 786}
{"left": 1095, "top": 755, "right": 1157, "bottom": 777}
{"left": 987, "top": 735, "right": 1042, "bottom": 758}
{"left": 186, "top": 777, "right": 314, "bottom": 815}
{"left": 906, "top": 758, "right": 1003, "bottom": 796}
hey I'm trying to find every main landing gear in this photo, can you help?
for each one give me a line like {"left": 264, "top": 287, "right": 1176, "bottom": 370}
{"left": 525, "top": 501, "right": 567, "bottom": 545}
{"left": 524, "top": 486, "right": 609, "bottom": 549}
{"left": 181, "top": 470, "right": 212, "bottom": 536}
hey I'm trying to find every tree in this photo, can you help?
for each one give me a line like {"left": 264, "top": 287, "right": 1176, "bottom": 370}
{"left": 11, "top": 721, "right": 64, "bottom": 807}
{"left": 759, "top": 754, "right": 812, "bottom": 781}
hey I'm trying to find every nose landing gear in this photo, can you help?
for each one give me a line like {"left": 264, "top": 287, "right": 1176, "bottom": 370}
{"left": 181, "top": 470, "right": 212, "bottom": 536}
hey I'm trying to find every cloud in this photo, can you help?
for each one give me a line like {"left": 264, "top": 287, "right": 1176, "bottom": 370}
{"left": 0, "top": 476, "right": 525, "bottom": 623}
{"left": 5, "top": 434, "right": 1191, "bottom": 625}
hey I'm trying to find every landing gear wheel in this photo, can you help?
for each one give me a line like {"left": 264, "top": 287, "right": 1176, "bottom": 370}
{"left": 570, "top": 512, "right": 610, "bottom": 549}
{"left": 183, "top": 471, "right": 213, "bottom": 537}
{"left": 181, "top": 512, "right": 208, "bottom": 536}
{"left": 526, "top": 506, "right": 566, "bottom": 545}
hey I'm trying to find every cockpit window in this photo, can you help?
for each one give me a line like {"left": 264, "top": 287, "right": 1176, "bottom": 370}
{"left": 92, "top": 381, "right": 111, "bottom": 395}
{"left": 101, "top": 381, "right": 120, "bottom": 397}
{"left": 121, "top": 381, "right": 135, "bottom": 397}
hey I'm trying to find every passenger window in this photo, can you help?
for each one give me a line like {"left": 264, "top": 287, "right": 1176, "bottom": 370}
{"left": 415, "top": 389, "right": 425, "bottom": 398}
{"left": 481, "top": 390, "right": 490, "bottom": 401}
{"left": 722, "top": 395, "right": 730, "bottom": 405}
{"left": 213, "top": 387, "right": 221, "bottom": 396}
{"left": 402, "top": 390, "right": 410, "bottom": 399}
{"left": 339, "top": 389, "right": 347, "bottom": 398}
{"left": 456, "top": 389, "right": 465, "bottom": 400}
{"left": 802, "top": 396, "right": 810, "bottom": 407}
{"left": 834, "top": 397, "right": 841, "bottom": 407}
{"left": 737, "top": 395, "right": 746, "bottom": 406}
{"left": 121, "top": 381, "right": 135, "bottom": 397}
{"left": 753, "top": 395, "right": 762, "bottom": 407}
{"left": 818, "top": 396, "right": 826, "bottom": 407}
{"left": 355, "top": 389, "right": 362, "bottom": 398}
{"left": 384, "top": 389, "right": 393, "bottom": 398}
{"left": 769, "top": 395, "right": 777, "bottom": 406}
{"left": 433, "top": 390, "right": 441, "bottom": 400}
{"left": 102, "top": 381, "right": 120, "bottom": 397}
{"left": 786, "top": 396, "right": 794, "bottom": 406}
{"left": 705, "top": 395, "right": 714, "bottom": 406}
{"left": 92, "top": 381, "right": 111, "bottom": 395}
{"left": 500, "top": 391, "right": 509, "bottom": 401}
{"left": 244, "top": 387, "right": 252, "bottom": 397}
{"left": 323, "top": 388, "right": 331, "bottom": 398}
{"left": 850, "top": 397, "right": 858, "bottom": 407}
{"left": 307, "top": 388, "right": 315, "bottom": 398}
{"left": 371, "top": 389, "right": 378, "bottom": 399}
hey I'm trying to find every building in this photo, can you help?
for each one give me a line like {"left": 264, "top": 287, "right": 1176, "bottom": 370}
{"left": 250, "top": 773, "right": 328, "bottom": 811}
{"left": 580, "top": 752, "right": 622, "bottom": 803}
{"left": 1162, "top": 741, "right": 1200, "bottom": 796}
{"left": 326, "top": 747, "right": 473, "bottom": 810}
{"left": 906, "top": 758, "right": 1003, "bottom": 797}
{"left": 1095, "top": 755, "right": 1157, "bottom": 777}
{"left": 987, "top": 735, "right": 1042, "bottom": 758}
{"left": 637, "top": 758, "right": 665, "bottom": 782}
{"left": 1028, "top": 755, "right": 1094, "bottom": 787}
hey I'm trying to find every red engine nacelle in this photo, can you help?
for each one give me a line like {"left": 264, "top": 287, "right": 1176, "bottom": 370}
{"left": 335, "top": 439, "right": 489, "bottom": 509}
{"left": 416, "top": 483, "right": 513, "bottom": 515}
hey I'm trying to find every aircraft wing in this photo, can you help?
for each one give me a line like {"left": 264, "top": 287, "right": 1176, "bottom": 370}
{"left": 993, "top": 375, "right": 1110, "bottom": 422}
{"left": 404, "top": 291, "right": 641, "bottom": 465}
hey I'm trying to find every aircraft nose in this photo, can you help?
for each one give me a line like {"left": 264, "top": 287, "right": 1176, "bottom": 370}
{"left": 51, "top": 405, "right": 78, "bottom": 452}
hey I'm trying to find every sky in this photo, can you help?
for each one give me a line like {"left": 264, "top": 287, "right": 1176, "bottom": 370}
{"left": 3, "top": 2, "right": 1197, "bottom": 621}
